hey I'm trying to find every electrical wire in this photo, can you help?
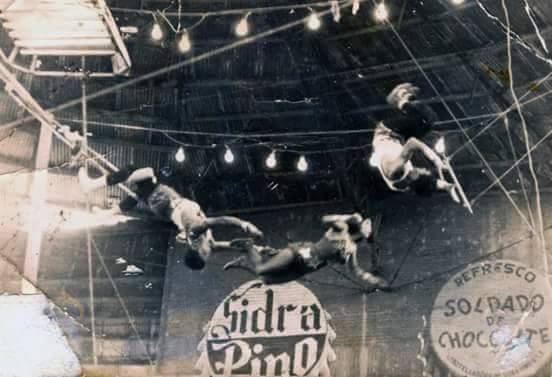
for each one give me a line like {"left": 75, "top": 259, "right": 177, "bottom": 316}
{"left": 501, "top": 0, "right": 550, "bottom": 295}
{"left": 503, "top": 116, "right": 535, "bottom": 231}
{"left": 0, "top": 0, "right": 366, "bottom": 133}
{"left": 471, "top": 125, "right": 552, "bottom": 204}
{"left": 111, "top": 1, "right": 350, "bottom": 17}
{"left": 449, "top": 71, "right": 552, "bottom": 158}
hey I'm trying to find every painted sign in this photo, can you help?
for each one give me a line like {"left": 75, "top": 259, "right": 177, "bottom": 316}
{"left": 431, "top": 259, "right": 552, "bottom": 377}
{"left": 196, "top": 280, "right": 336, "bottom": 377}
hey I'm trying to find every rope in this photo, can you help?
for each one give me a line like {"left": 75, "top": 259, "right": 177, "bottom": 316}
{"left": 90, "top": 237, "right": 155, "bottom": 368}
{"left": 0, "top": 230, "right": 92, "bottom": 332}
{"left": 503, "top": 116, "right": 535, "bottom": 230}
{"left": 81, "top": 57, "right": 98, "bottom": 365}
{"left": 111, "top": 1, "right": 349, "bottom": 17}
{"left": 385, "top": 20, "right": 536, "bottom": 235}
{"left": 389, "top": 210, "right": 428, "bottom": 286}
{"left": 501, "top": 0, "right": 551, "bottom": 294}
{"left": 300, "top": 276, "right": 365, "bottom": 292}
{"left": 0, "top": 0, "right": 366, "bottom": 133}
{"left": 328, "top": 264, "right": 365, "bottom": 289}
{"left": 475, "top": 0, "right": 552, "bottom": 67}
{"left": 470, "top": 105, "right": 552, "bottom": 204}
{"left": 392, "top": 224, "right": 552, "bottom": 291}
{"left": 0, "top": 59, "right": 139, "bottom": 200}
{"left": 449, "top": 71, "right": 552, "bottom": 159}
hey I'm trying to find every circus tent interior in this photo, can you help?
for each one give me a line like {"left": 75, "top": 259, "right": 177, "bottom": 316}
{"left": 1, "top": 0, "right": 552, "bottom": 376}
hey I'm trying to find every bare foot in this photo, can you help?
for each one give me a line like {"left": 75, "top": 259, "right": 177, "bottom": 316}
{"left": 223, "top": 256, "right": 248, "bottom": 271}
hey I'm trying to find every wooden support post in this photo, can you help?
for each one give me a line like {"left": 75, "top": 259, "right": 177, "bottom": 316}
{"left": 82, "top": 57, "right": 98, "bottom": 366}
{"left": 22, "top": 122, "right": 52, "bottom": 294}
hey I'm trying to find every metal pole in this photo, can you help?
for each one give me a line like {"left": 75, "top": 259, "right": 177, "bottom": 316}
{"left": 21, "top": 122, "right": 52, "bottom": 294}
{"left": 82, "top": 56, "right": 98, "bottom": 365}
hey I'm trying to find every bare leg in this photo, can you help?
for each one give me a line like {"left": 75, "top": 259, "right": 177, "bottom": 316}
{"left": 126, "top": 168, "right": 156, "bottom": 185}
{"left": 347, "top": 251, "right": 389, "bottom": 290}
{"left": 79, "top": 165, "right": 148, "bottom": 193}
{"left": 436, "top": 179, "right": 460, "bottom": 203}
{"left": 251, "top": 248, "right": 296, "bottom": 276}
{"left": 191, "top": 216, "right": 264, "bottom": 239}
{"left": 223, "top": 242, "right": 296, "bottom": 277}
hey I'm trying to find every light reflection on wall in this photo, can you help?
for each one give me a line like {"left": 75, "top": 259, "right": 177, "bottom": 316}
{"left": 20, "top": 203, "right": 131, "bottom": 231}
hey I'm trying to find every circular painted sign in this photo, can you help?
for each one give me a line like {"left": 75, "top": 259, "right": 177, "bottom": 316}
{"left": 196, "top": 280, "right": 335, "bottom": 377}
{"left": 430, "top": 260, "right": 552, "bottom": 377}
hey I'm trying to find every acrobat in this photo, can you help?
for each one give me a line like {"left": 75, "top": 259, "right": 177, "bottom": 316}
{"left": 223, "top": 213, "right": 390, "bottom": 290}
{"left": 370, "top": 83, "right": 460, "bottom": 202}
{"left": 78, "top": 165, "right": 263, "bottom": 270}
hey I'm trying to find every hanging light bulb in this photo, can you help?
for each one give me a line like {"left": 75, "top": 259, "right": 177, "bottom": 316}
{"left": 307, "top": 10, "right": 321, "bottom": 30}
{"left": 374, "top": 1, "right": 389, "bottom": 22}
{"left": 265, "top": 150, "right": 277, "bottom": 169}
{"left": 451, "top": 0, "right": 464, "bottom": 4}
{"left": 331, "top": 1, "right": 341, "bottom": 22}
{"left": 434, "top": 137, "right": 446, "bottom": 155}
{"left": 151, "top": 21, "right": 163, "bottom": 41}
{"left": 177, "top": 30, "right": 191, "bottom": 53}
{"left": 235, "top": 13, "right": 251, "bottom": 37}
{"left": 297, "top": 155, "right": 308, "bottom": 172}
{"left": 224, "top": 146, "right": 235, "bottom": 163}
{"left": 352, "top": 0, "right": 360, "bottom": 15}
{"left": 175, "top": 147, "right": 186, "bottom": 162}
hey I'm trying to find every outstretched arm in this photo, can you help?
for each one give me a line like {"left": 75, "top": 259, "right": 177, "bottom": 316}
{"left": 346, "top": 248, "right": 389, "bottom": 289}
{"left": 191, "top": 216, "right": 264, "bottom": 239}
{"left": 210, "top": 240, "right": 232, "bottom": 251}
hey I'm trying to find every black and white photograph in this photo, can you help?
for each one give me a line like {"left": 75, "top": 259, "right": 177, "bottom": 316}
{"left": 0, "top": 0, "right": 552, "bottom": 376}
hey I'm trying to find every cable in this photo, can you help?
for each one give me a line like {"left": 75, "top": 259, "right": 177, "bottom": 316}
{"left": 300, "top": 276, "right": 366, "bottom": 291}
{"left": 471, "top": 125, "right": 552, "bottom": 204}
{"left": 0, "top": 0, "right": 366, "bottom": 133}
{"left": 523, "top": 0, "right": 549, "bottom": 53}
{"left": 0, "top": 58, "right": 139, "bottom": 201}
{"left": 90, "top": 237, "right": 155, "bottom": 367}
{"left": 503, "top": 116, "right": 535, "bottom": 230}
{"left": 81, "top": 60, "right": 98, "bottom": 365}
{"left": 328, "top": 264, "right": 366, "bottom": 289}
{"left": 501, "top": 0, "right": 550, "bottom": 294}
{"left": 55, "top": 106, "right": 525, "bottom": 138}
{"left": 393, "top": 224, "right": 552, "bottom": 291}
{"left": 58, "top": 117, "right": 376, "bottom": 138}
{"left": 475, "top": 0, "right": 552, "bottom": 67}
{"left": 111, "top": 1, "right": 349, "bottom": 17}
{"left": 0, "top": 230, "right": 92, "bottom": 333}
{"left": 449, "top": 72, "right": 552, "bottom": 159}
{"left": 385, "top": 18, "right": 536, "bottom": 234}
{"left": 389, "top": 210, "right": 428, "bottom": 286}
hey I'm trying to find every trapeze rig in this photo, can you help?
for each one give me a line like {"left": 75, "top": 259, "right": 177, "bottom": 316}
{"left": 0, "top": 0, "right": 131, "bottom": 78}
{"left": 0, "top": 0, "right": 138, "bottom": 197}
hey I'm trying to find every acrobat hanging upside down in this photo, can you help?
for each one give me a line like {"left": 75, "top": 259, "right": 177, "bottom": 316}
{"left": 223, "top": 213, "right": 390, "bottom": 291}
{"left": 370, "top": 83, "right": 460, "bottom": 203}
{"left": 78, "top": 165, "right": 263, "bottom": 270}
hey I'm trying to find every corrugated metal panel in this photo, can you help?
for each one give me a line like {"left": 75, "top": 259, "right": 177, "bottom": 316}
{"left": 0, "top": 125, "right": 37, "bottom": 170}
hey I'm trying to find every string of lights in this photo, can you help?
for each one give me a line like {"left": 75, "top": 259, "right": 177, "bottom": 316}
{"left": 111, "top": 1, "right": 351, "bottom": 17}
{"left": 52, "top": 74, "right": 552, "bottom": 174}
{"left": 159, "top": 127, "right": 372, "bottom": 172}
{"left": 137, "top": 0, "right": 350, "bottom": 54}
{"left": 7, "top": 0, "right": 544, "bottom": 177}
{"left": 116, "top": 0, "right": 467, "bottom": 54}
